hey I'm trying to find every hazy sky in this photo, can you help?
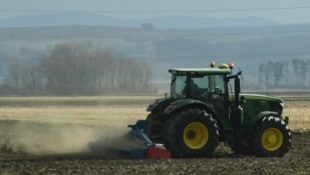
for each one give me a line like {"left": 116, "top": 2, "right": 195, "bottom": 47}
{"left": 1, "top": 0, "right": 310, "bottom": 24}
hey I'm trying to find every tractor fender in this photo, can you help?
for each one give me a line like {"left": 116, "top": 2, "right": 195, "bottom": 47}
{"left": 147, "top": 97, "right": 173, "bottom": 112}
{"left": 244, "top": 111, "right": 280, "bottom": 140}
{"left": 163, "top": 99, "right": 217, "bottom": 117}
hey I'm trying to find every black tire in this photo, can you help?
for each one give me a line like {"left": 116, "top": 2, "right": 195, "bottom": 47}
{"left": 252, "top": 115, "right": 291, "bottom": 157}
{"left": 163, "top": 108, "right": 219, "bottom": 158}
{"left": 146, "top": 112, "right": 165, "bottom": 143}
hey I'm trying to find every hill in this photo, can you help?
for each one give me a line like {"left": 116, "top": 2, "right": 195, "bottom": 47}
{"left": 0, "top": 12, "right": 279, "bottom": 29}
{"left": 0, "top": 24, "right": 310, "bottom": 89}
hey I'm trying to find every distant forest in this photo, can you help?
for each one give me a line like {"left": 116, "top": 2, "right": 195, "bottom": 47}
{"left": 0, "top": 43, "right": 153, "bottom": 95}
{"left": 258, "top": 58, "right": 310, "bottom": 89}
{"left": 0, "top": 24, "right": 310, "bottom": 95}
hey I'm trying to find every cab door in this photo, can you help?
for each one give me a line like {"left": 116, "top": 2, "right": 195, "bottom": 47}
{"left": 188, "top": 75, "right": 228, "bottom": 118}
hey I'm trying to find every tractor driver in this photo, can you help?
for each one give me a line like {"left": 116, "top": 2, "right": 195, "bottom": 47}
{"left": 188, "top": 79, "right": 205, "bottom": 98}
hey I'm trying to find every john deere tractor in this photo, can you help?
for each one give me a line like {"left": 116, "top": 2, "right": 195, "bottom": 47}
{"left": 146, "top": 62, "right": 291, "bottom": 158}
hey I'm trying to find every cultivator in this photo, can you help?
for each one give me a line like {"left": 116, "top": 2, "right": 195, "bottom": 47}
{"left": 89, "top": 120, "right": 171, "bottom": 159}
{"left": 120, "top": 120, "right": 171, "bottom": 158}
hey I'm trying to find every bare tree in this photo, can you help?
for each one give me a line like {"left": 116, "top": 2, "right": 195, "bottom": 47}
{"left": 4, "top": 59, "right": 43, "bottom": 94}
{"left": 39, "top": 42, "right": 153, "bottom": 95}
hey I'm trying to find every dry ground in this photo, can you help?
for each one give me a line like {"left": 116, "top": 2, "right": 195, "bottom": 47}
{"left": 0, "top": 96, "right": 309, "bottom": 174}
{"left": 0, "top": 130, "right": 309, "bottom": 175}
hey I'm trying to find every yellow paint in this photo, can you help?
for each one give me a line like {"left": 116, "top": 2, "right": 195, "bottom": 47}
{"left": 261, "top": 127, "right": 283, "bottom": 151}
{"left": 183, "top": 122, "right": 209, "bottom": 149}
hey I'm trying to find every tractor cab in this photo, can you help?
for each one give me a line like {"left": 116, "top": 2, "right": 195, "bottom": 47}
{"left": 170, "top": 68, "right": 228, "bottom": 99}
{"left": 169, "top": 67, "right": 231, "bottom": 118}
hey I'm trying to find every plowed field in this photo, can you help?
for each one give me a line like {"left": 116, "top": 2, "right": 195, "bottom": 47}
{"left": 0, "top": 96, "right": 309, "bottom": 174}
{"left": 0, "top": 130, "right": 309, "bottom": 175}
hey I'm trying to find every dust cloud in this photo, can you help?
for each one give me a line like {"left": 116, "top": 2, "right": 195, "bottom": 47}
{"left": 0, "top": 120, "right": 135, "bottom": 157}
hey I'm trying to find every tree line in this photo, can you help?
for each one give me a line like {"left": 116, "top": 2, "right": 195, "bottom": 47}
{"left": 0, "top": 42, "right": 154, "bottom": 95}
{"left": 258, "top": 58, "right": 310, "bottom": 89}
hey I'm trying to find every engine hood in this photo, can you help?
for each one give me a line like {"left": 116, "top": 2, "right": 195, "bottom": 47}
{"left": 240, "top": 94, "right": 283, "bottom": 103}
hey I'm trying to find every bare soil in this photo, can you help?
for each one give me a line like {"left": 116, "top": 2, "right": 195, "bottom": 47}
{"left": 0, "top": 129, "right": 309, "bottom": 175}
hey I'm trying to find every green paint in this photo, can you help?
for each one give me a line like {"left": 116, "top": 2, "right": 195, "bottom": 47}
{"left": 169, "top": 68, "right": 231, "bottom": 75}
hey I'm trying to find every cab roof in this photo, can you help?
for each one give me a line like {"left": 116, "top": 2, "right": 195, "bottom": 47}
{"left": 169, "top": 68, "right": 231, "bottom": 75}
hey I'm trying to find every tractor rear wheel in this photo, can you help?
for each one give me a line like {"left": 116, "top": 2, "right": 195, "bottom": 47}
{"left": 146, "top": 112, "right": 164, "bottom": 143}
{"left": 252, "top": 115, "right": 291, "bottom": 157}
{"left": 163, "top": 108, "right": 219, "bottom": 158}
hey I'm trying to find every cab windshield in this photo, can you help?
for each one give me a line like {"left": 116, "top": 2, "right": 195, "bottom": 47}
{"left": 171, "top": 74, "right": 225, "bottom": 99}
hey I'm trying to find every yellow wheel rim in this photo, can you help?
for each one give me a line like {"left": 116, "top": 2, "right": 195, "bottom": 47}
{"left": 261, "top": 127, "right": 283, "bottom": 151}
{"left": 183, "top": 122, "right": 209, "bottom": 149}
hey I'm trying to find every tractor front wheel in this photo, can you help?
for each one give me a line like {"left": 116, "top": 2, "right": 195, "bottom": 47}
{"left": 252, "top": 115, "right": 291, "bottom": 157}
{"left": 163, "top": 108, "right": 219, "bottom": 158}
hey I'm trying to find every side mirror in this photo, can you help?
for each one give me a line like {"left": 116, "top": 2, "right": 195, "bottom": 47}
{"left": 234, "top": 75, "right": 240, "bottom": 95}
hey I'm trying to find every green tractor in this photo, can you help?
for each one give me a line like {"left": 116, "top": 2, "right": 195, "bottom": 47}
{"left": 146, "top": 62, "right": 291, "bottom": 158}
